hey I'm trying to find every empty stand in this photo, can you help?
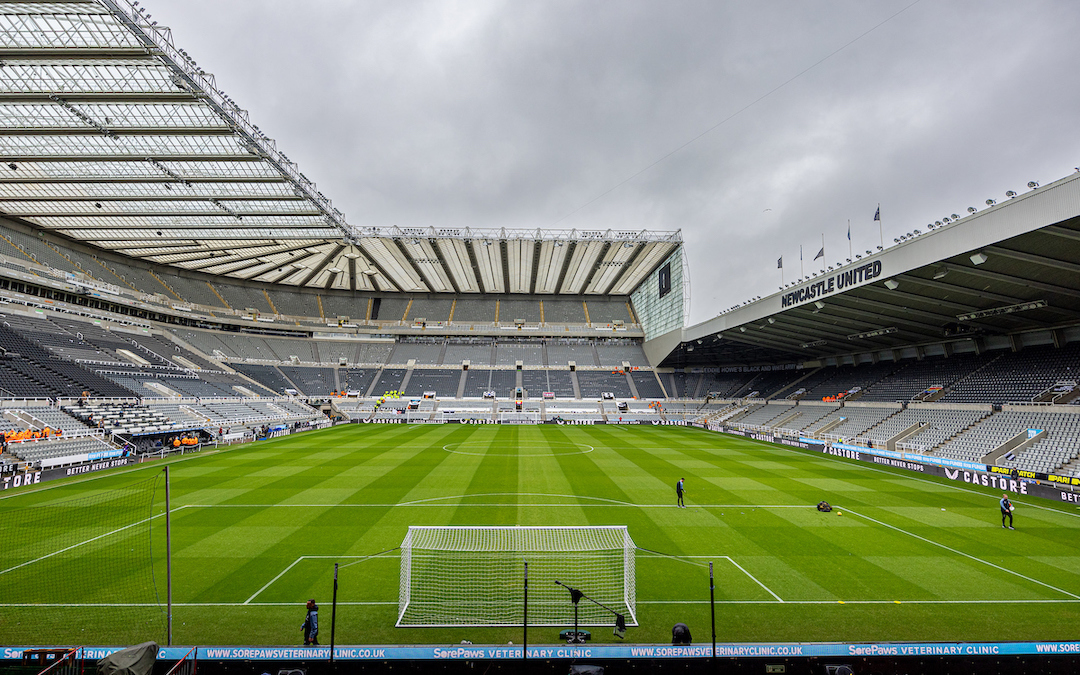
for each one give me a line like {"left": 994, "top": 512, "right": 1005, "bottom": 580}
{"left": 576, "top": 370, "right": 632, "bottom": 398}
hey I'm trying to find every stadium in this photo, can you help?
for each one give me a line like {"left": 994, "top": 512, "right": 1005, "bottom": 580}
{"left": 1, "top": 2, "right": 1080, "bottom": 674}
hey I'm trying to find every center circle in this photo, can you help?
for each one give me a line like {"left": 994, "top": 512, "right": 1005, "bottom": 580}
{"left": 442, "top": 442, "right": 594, "bottom": 457}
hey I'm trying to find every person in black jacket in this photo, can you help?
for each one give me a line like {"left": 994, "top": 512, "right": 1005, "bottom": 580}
{"left": 302, "top": 599, "right": 319, "bottom": 645}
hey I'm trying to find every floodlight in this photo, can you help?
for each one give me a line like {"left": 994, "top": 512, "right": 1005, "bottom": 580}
{"left": 986, "top": 199, "right": 996, "bottom": 206}
{"left": 555, "top": 241, "right": 564, "bottom": 247}
{"left": 866, "top": 250, "right": 872, "bottom": 255}
{"left": 942, "top": 217, "right": 950, "bottom": 224}
{"left": 343, "top": 252, "right": 360, "bottom": 259}
{"left": 967, "top": 207, "right": 977, "bottom": 214}
{"left": 883, "top": 279, "right": 899, "bottom": 290}
{"left": 876, "top": 246, "right": 883, "bottom": 251}
{"left": 933, "top": 267, "right": 948, "bottom": 280}
{"left": 894, "top": 238, "right": 900, "bottom": 243}
{"left": 913, "top": 230, "right": 921, "bottom": 235}
{"left": 935, "top": 221, "right": 942, "bottom": 226}
{"left": 950, "top": 214, "right": 960, "bottom": 220}
{"left": 1027, "top": 181, "right": 1039, "bottom": 189}
{"left": 814, "top": 301, "right": 825, "bottom": 309}
{"left": 828, "top": 266, "right": 834, "bottom": 271}
{"left": 739, "top": 327, "right": 746, "bottom": 332}
{"left": 855, "top": 254, "right": 862, "bottom": 259}
{"left": 768, "top": 317, "right": 776, "bottom": 324}
{"left": 1006, "top": 190, "right": 1017, "bottom": 197}
{"left": 362, "top": 269, "right": 377, "bottom": 276}
{"left": 970, "top": 252, "right": 988, "bottom": 265}
{"left": 846, "top": 258, "right": 851, "bottom": 263}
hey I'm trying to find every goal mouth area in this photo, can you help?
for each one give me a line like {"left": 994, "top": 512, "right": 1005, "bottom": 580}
{"left": 398, "top": 525, "right": 637, "bottom": 628}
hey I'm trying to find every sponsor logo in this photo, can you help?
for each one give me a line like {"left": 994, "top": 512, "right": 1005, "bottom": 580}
{"left": 1, "top": 471, "right": 42, "bottom": 490}
{"left": 941, "top": 468, "right": 1027, "bottom": 494}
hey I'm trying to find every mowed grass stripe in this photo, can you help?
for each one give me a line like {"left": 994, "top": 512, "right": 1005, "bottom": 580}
{"left": 4, "top": 423, "right": 1080, "bottom": 646}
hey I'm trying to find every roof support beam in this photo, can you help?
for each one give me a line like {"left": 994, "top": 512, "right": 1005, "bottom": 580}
{"left": 602, "top": 242, "right": 646, "bottom": 295}
{"left": 985, "top": 245, "right": 1080, "bottom": 274}
{"left": 815, "top": 300, "right": 945, "bottom": 337}
{"left": 1040, "top": 225, "right": 1080, "bottom": 243}
{"left": 0, "top": 177, "right": 286, "bottom": 184}
{"left": 0, "top": 194, "right": 304, "bottom": 202}
{"left": 0, "top": 155, "right": 264, "bottom": 163}
{"left": 1, "top": 126, "right": 233, "bottom": 136}
{"left": 298, "top": 244, "right": 343, "bottom": 287}
{"left": 0, "top": 48, "right": 153, "bottom": 58}
{"left": 354, "top": 240, "right": 401, "bottom": 293}
{"left": 895, "top": 273, "right": 1026, "bottom": 305}
{"left": 577, "top": 241, "right": 611, "bottom": 295}
{"left": 393, "top": 238, "right": 435, "bottom": 294}
{"left": 5, "top": 210, "right": 319, "bottom": 218}
{"left": 942, "top": 262, "right": 1080, "bottom": 300}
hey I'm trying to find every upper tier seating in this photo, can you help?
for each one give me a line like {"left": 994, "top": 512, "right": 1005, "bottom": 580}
{"left": 576, "top": 370, "right": 632, "bottom": 398}
{"left": 860, "top": 407, "right": 989, "bottom": 449}
{"left": 404, "top": 369, "right": 462, "bottom": 397}
{"left": 277, "top": 367, "right": 335, "bottom": 396}
{"left": 0, "top": 323, "right": 135, "bottom": 398}
{"left": 939, "top": 344, "right": 1080, "bottom": 404}
{"left": 859, "top": 353, "right": 997, "bottom": 402}
{"left": 630, "top": 371, "right": 665, "bottom": 398}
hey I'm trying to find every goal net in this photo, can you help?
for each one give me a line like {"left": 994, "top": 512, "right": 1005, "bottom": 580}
{"left": 0, "top": 474, "right": 165, "bottom": 645}
{"left": 497, "top": 411, "right": 542, "bottom": 424}
{"left": 398, "top": 525, "right": 636, "bottom": 627}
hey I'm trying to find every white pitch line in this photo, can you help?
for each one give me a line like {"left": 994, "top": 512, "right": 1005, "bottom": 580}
{"left": 724, "top": 556, "right": 784, "bottom": 603}
{"left": 637, "top": 599, "right": 1080, "bottom": 605}
{"left": 177, "top": 501, "right": 813, "bottom": 509}
{"left": 247, "top": 553, "right": 398, "bottom": 602}
{"left": 0, "top": 511, "right": 164, "bottom": 577}
{"left": 6, "top": 599, "right": 1080, "bottom": 608}
{"left": 0, "top": 602, "right": 399, "bottom": 607}
{"left": 744, "top": 433, "right": 1080, "bottom": 520}
{"left": 245, "top": 557, "right": 305, "bottom": 604}
{"left": 841, "top": 506, "right": 1080, "bottom": 600}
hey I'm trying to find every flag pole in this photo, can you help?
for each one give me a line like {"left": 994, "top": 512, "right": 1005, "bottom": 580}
{"left": 878, "top": 204, "right": 883, "bottom": 249}
{"left": 800, "top": 245, "right": 804, "bottom": 279}
{"left": 848, "top": 219, "right": 852, "bottom": 261}
{"left": 821, "top": 233, "right": 825, "bottom": 273}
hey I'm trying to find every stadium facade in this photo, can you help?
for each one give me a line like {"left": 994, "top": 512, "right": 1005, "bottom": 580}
{"left": 5, "top": 3, "right": 1080, "bottom": 673}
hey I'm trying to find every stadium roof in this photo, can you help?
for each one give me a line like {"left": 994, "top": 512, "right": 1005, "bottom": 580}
{"left": 0, "top": 1, "right": 680, "bottom": 294}
{"left": 650, "top": 171, "right": 1080, "bottom": 368}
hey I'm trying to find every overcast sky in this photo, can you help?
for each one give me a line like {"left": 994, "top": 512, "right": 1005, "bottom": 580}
{"left": 147, "top": 0, "right": 1080, "bottom": 325}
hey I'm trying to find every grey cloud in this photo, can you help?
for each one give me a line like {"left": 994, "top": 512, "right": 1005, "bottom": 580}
{"left": 148, "top": 0, "right": 1080, "bottom": 324}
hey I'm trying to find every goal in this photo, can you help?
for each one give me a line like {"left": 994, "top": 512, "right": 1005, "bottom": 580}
{"left": 497, "top": 411, "right": 542, "bottom": 424}
{"left": 397, "top": 525, "right": 636, "bottom": 627}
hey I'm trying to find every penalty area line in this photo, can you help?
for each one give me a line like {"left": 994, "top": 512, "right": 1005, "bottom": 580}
{"left": 841, "top": 506, "right": 1080, "bottom": 600}
{"left": 245, "top": 554, "right": 398, "bottom": 604}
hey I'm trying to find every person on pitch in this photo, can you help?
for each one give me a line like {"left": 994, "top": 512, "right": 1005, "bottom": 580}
{"left": 301, "top": 598, "right": 319, "bottom": 645}
{"left": 676, "top": 477, "right": 686, "bottom": 508}
{"left": 1000, "top": 493, "right": 1015, "bottom": 530}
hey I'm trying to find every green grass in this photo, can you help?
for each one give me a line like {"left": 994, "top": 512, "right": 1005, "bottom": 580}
{"left": 2, "top": 423, "right": 1080, "bottom": 646}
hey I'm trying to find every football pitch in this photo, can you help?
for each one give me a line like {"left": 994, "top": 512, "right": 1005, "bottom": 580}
{"left": 2, "top": 422, "right": 1080, "bottom": 647}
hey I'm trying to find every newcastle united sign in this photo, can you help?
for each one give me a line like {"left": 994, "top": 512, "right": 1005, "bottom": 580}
{"left": 781, "top": 260, "right": 882, "bottom": 308}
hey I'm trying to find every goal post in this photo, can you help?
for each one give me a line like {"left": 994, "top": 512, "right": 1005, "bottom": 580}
{"left": 497, "top": 411, "right": 541, "bottom": 424}
{"left": 398, "top": 525, "right": 636, "bottom": 627}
